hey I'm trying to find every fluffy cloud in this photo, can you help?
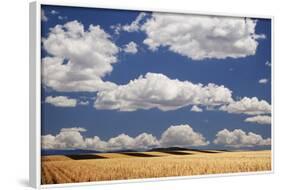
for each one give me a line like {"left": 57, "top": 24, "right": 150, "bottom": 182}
{"left": 42, "top": 128, "right": 160, "bottom": 151}
{"left": 94, "top": 72, "right": 233, "bottom": 111}
{"left": 160, "top": 124, "right": 209, "bottom": 147}
{"left": 41, "top": 9, "right": 48, "bottom": 22}
{"left": 220, "top": 97, "right": 271, "bottom": 115}
{"left": 42, "top": 127, "right": 87, "bottom": 149}
{"left": 259, "top": 78, "right": 269, "bottom": 84}
{"left": 85, "top": 136, "right": 108, "bottom": 150}
{"left": 107, "top": 134, "right": 135, "bottom": 150}
{"left": 42, "top": 124, "right": 207, "bottom": 150}
{"left": 41, "top": 135, "right": 56, "bottom": 149}
{"left": 45, "top": 96, "right": 91, "bottom": 107}
{"left": 111, "top": 12, "right": 147, "bottom": 34}
{"left": 133, "top": 133, "right": 160, "bottom": 148}
{"left": 94, "top": 73, "right": 271, "bottom": 116}
{"left": 42, "top": 20, "right": 119, "bottom": 92}
{"left": 45, "top": 96, "right": 77, "bottom": 107}
{"left": 85, "top": 133, "right": 159, "bottom": 151}
{"left": 141, "top": 13, "right": 265, "bottom": 60}
{"left": 245, "top": 115, "right": 271, "bottom": 125}
{"left": 213, "top": 129, "right": 271, "bottom": 148}
{"left": 190, "top": 105, "right": 203, "bottom": 112}
{"left": 123, "top": 41, "right": 138, "bottom": 54}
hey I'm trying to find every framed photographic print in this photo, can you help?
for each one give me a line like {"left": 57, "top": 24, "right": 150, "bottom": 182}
{"left": 29, "top": 0, "right": 273, "bottom": 188}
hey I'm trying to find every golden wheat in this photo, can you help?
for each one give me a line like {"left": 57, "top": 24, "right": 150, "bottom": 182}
{"left": 41, "top": 150, "right": 271, "bottom": 184}
{"left": 41, "top": 155, "right": 72, "bottom": 162}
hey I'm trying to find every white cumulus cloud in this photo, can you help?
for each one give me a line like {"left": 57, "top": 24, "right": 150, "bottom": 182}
{"left": 94, "top": 72, "right": 233, "bottom": 111}
{"left": 42, "top": 124, "right": 207, "bottom": 150}
{"left": 160, "top": 124, "right": 209, "bottom": 147}
{"left": 213, "top": 129, "right": 271, "bottom": 148}
{"left": 142, "top": 13, "right": 265, "bottom": 60}
{"left": 41, "top": 135, "right": 56, "bottom": 149}
{"left": 123, "top": 41, "right": 138, "bottom": 54}
{"left": 45, "top": 96, "right": 77, "bottom": 107}
{"left": 42, "top": 128, "right": 160, "bottom": 151}
{"left": 245, "top": 115, "right": 271, "bottom": 125}
{"left": 42, "top": 127, "right": 87, "bottom": 149}
{"left": 219, "top": 97, "right": 271, "bottom": 115}
{"left": 85, "top": 136, "right": 108, "bottom": 150}
{"left": 107, "top": 134, "right": 135, "bottom": 150}
{"left": 133, "top": 133, "right": 160, "bottom": 149}
{"left": 42, "top": 20, "right": 119, "bottom": 92}
{"left": 86, "top": 133, "right": 159, "bottom": 151}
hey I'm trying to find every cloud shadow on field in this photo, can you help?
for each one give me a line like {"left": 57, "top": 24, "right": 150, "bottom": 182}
{"left": 155, "top": 151, "right": 193, "bottom": 155}
{"left": 119, "top": 152, "right": 161, "bottom": 157}
{"left": 187, "top": 150, "right": 221, "bottom": 154}
{"left": 66, "top": 154, "right": 107, "bottom": 160}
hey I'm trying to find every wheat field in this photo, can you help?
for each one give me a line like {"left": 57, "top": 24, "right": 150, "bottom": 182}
{"left": 41, "top": 150, "right": 271, "bottom": 184}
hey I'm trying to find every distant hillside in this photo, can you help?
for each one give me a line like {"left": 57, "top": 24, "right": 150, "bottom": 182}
{"left": 42, "top": 146, "right": 262, "bottom": 156}
{"left": 148, "top": 147, "right": 191, "bottom": 152}
{"left": 41, "top": 149, "right": 101, "bottom": 156}
{"left": 148, "top": 147, "right": 233, "bottom": 153}
{"left": 107, "top": 149, "right": 138, "bottom": 153}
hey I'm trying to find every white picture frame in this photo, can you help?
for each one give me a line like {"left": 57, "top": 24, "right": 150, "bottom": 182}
{"left": 29, "top": 0, "right": 274, "bottom": 189}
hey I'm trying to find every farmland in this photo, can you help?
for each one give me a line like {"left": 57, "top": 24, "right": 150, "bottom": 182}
{"left": 41, "top": 150, "right": 271, "bottom": 184}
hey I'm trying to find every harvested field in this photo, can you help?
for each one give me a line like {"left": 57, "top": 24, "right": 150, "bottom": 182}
{"left": 41, "top": 150, "right": 271, "bottom": 184}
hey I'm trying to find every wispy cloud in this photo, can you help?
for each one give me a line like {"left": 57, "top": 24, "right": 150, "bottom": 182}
{"left": 110, "top": 12, "right": 147, "bottom": 34}
{"left": 245, "top": 115, "right": 271, "bottom": 125}
{"left": 259, "top": 78, "right": 268, "bottom": 84}
{"left": 265, "top": 61, "right": 271, "bottom": 67}
{"left": 58, "top": 15, "right": 67, "bottom": 20}
{"left": 51, "top": 10, "right": 59, "bottom": 15}
{"left": 45, "top": 96, "right": 77, "bottom": 107}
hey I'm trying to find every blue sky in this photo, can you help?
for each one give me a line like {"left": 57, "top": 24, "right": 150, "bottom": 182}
{"left": 41, "top": 5, "right": 271, "bottom": 151}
